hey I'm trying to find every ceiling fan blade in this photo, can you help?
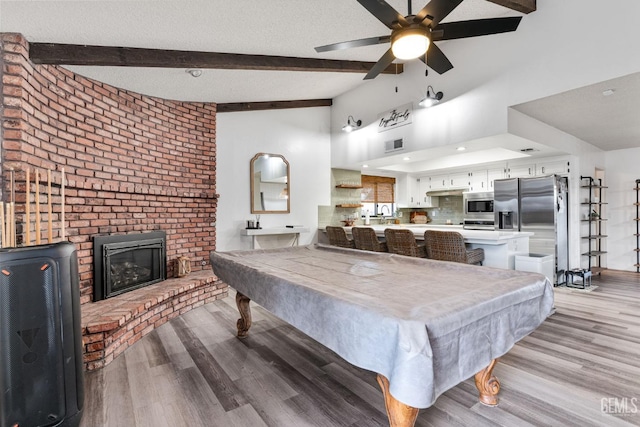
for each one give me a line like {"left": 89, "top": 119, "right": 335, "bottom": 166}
{"left": 364, "top": 48, "right": 396, "bottom": 80}
{"left": 357, "top": 0, "right": 408, "bottom": 29}
{"left": 414, "top": 0, "right": 464, "bottom": 27}
{"left": 315, "top": 35, "right": 391, "bottom": 53}
{"left": 432, "top": 17, "right": 522, "bottom": 41}
{"left": 421, "top": 43, "right": 453, "bottom": 74}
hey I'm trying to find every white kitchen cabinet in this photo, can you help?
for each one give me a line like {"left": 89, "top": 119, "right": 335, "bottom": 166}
{"left": 419, "top": 178, "right": 439, "bottom": 207}
{"left": 428, "top": 172, "right": 469, "bottom": 190}
{"left": 506, "top": 158, "right": 570, "bottom": 178}
{"left": 488, "top": 167, "right": 506, "bottom": 190}
{"left": 419, "top": 195, "right": 439, "bottom": 207}
{"left": 469, "top": 167, "right": 508, "bottom": 192}
{"left": 449, "top": 172, "right": 470, "bottom": 189}
{"left": 428, "top": 173, "right": 449, "bottom": 191}
{"left": 536, "top": 159, "right": 570, "bottom": 176}
{"left": 506, "top": 163, "right": 535, "bottom": 178}
{"left": 468, "top": 170, "right": 488, "bottom": 192}
{"left": 407, "top": 178, "right": 421, "bottom": 207}
{"left": 406, "top": 177, "right": 439, "bottom": 207}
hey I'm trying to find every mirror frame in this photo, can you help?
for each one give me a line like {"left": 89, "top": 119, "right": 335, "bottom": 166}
{"left": 250, "top": 153, "right": 290, "bottom": 214}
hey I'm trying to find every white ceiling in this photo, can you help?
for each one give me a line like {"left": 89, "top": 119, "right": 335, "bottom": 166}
{"left": 512, "top": 72, "right": 640, "bottom": 152}
{"left": 1, "top": 1, "right": 639, "bottom": 155}
{"left": 0, "top": 0, "right": 518, "bottom": 103}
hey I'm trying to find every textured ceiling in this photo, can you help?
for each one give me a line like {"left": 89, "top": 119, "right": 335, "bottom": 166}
{"left": 2, "top": 1, "right": 639, "bottom": 153}
{"left": 0, "top": 0, "right": 517, "bottom": 103}
{"left": 512, "top": 72, "right": 640, "bottom": 151}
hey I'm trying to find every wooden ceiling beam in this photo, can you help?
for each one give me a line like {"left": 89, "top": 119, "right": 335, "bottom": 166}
{"left": 486, "top": 0, "right": 536, "bottom": 14}
{"left": 217, "top": 99, "right": 332, "bottom": 113}
{"left": 29, "top": 43, "right": 402, "bottom": 75}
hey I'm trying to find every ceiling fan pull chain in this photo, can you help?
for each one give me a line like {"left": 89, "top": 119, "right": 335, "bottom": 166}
{"left": 395, "top": 63, "right": 399, "bottom": 93}
{"left": 425, "top": 52, "right": 428, "bottom": 76}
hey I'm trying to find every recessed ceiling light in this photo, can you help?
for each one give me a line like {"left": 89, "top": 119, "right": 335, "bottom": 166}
{"left": 186, "top": 69, "right": 203, "bottom": 78}
{"left": 456, "top": 146, "right": 466, "bottom": 151}
{"left": 403, "top": 157, "right": 411, "bottom": 161}
{"left": 602, "top": 89, "right": 615, "bottom": 96}
{"left": 362, "top": 164, "right": 369, "bottom": 168}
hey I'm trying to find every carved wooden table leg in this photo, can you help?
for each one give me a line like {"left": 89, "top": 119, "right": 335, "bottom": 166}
{"left": 235, "top": 292, "right": 252, "bottom": 338}
{"left": 376, "top": 374, "right": 419, "bottom": 427}
{"left": 474, "top": 358, "right": 501, "bottom": 406}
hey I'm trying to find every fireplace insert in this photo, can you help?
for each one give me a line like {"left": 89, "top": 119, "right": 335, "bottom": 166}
{"left": 93, "top": 231, "right": 166, "bottom": 301}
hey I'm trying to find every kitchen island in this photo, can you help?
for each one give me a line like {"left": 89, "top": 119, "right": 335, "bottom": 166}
{"left": 340, "top": 224, "right": 532, "bottom": 270}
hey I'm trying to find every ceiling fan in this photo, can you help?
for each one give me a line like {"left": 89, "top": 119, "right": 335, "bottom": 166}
{"left": 315, "top": 0, "right": 523, "bottom": 80}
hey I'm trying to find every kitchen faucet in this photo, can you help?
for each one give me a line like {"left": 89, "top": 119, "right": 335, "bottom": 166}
{"left": 380, "top": 205, "right": 391, "bottom": 217}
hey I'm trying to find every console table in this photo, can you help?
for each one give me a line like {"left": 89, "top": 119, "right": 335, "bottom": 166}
{"left": 241, "top": 227, "right": 310, "bottom": 249}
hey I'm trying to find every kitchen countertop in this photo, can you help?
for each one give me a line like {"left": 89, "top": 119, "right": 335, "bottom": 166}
{"left": 319, "top": 224, "right": 532, "bottom": 269}
{"left": 335, "top": 224, "right": 533, "bottom": 245}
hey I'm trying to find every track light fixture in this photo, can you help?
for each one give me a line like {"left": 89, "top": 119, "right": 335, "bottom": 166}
{"left": 342, "top": 116, "right": 362, "bottom": 132}
{"left": 419, "top": 85, "right": 444, "bottom": 108}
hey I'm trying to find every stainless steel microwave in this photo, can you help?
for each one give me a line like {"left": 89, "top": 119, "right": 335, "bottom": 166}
{"left": 463, "top": 192, "right": 494, "bottom": 218}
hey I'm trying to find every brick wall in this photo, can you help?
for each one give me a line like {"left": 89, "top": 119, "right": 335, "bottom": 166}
{"left": 0, "top": 33, "right": 219, "bottom": 304}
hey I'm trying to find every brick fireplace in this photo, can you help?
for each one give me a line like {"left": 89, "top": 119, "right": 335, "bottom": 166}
{"left": 93, "top": 231, "right": 167, "bottom": 301}
{"left": 0, "top": 33, "right": 228, "bottom": 370}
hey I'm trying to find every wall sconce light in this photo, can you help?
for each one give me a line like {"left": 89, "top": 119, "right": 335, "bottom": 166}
{"left": 342, "top": 116, "right": 362, "bottom": 132}
{"left": 419, "top": 85, "right": 444, "bottom": 108}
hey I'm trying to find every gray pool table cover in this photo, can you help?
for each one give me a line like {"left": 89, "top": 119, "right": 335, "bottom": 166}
{"left": 209, "top": 244, "right": 554, "bottom": 409}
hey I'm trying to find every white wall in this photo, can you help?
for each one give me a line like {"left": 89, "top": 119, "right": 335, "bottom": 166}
{"left": 605, "top": 147, "right": 640, "bottom": 271}
{"left": 508, "top": 108, "right": 607, "bottom": 269}
{"left": 216, "top": 107, "right": 331, "bottom": 251}
{"left": 330, "top": 0, "right": 640, "bottom": 169}
{"left": 328, "top": 0, "right": 640, "bottom": 272}
{"left": 215, "top": 0, "right": 640, "bottom": 270}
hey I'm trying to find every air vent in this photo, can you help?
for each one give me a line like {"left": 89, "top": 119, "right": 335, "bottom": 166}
{"left": 385, "top": 138, "right": 404, "bottom": 153}
{"left": 520, "top": 148, "right": 539, "bottom": 153}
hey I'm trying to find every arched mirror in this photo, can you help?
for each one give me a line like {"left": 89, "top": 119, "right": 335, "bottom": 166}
{"left": 250, "top": 153, "right": 290, "bottom": 214}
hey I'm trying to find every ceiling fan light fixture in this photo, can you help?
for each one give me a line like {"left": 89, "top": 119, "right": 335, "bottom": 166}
{"left": 342, "top": 115, "right": 362, "bottom": 132}
{"left": 419, "top": 85, "right": 444, "bottom": 108}
{"left": 391, "top": 27, "right": 430, "bottom": 60}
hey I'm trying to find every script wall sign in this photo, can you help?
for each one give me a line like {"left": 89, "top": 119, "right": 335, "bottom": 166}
{"left": 377, "top": 103, "right": 412, "bottom": 133}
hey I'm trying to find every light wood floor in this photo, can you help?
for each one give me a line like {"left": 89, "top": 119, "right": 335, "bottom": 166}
{"left": 80, "top": 271, "right": 640, "bottom": 426}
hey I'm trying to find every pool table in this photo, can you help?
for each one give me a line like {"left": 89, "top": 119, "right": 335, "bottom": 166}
{"left": 210, "top": 244, "right": 553, "bottom": 427}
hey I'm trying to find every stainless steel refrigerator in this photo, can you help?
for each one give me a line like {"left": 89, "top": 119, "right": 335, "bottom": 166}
{"left": 494, "top": 175, "right": 568, "bottom": 285}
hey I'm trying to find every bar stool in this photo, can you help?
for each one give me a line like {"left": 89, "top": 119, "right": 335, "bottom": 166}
{"left": 384, "top": 228, "right": 427, "bottom": 258}
{"left": 352, "top": 227, "right": 388, "bottom": 252}
{"left": 325, "top": 226, "right": 355, "bottom": 249}
{"left": 424, "top": 230, "right": 484, "bottom": 265}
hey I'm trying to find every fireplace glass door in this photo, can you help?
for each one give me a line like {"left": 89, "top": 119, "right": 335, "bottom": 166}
{"left": 93, "top": 232, "right": 166, "bottom": 301}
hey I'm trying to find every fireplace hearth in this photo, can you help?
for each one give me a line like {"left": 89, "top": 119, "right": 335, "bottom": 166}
{"left": 93, "top": 231, "right": 166, "bottom": 301}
